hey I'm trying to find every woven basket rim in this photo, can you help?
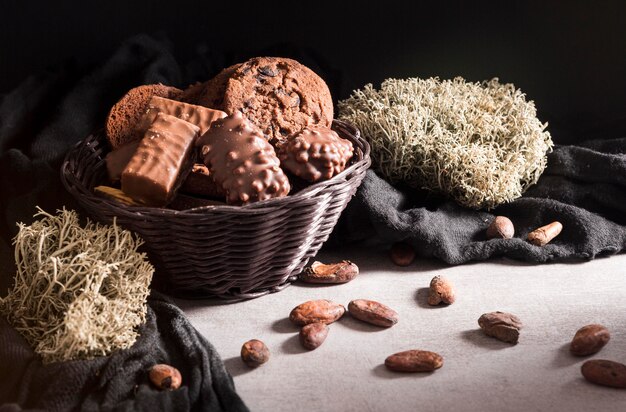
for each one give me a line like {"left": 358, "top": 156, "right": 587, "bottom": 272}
{"left": 61, "top": 119, "right": 371, "bottom": 217}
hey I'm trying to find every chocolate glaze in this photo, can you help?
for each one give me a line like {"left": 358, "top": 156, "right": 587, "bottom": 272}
{"left": 198, "top": 112, "right": 290, "bottom": 205}
{"left": 179, "top": 164, "right": 226, "bottom": 199}
{"left": 278, "top": 126, "right": 354, "bottom": 182}
{"left": 137, "top": 96, "right": 226, "bottom": 140}
{"left": 121, "top": 113, "right": 200, "bottom": 206}
{"left": 105, "top": 140, "right": 139, "bottom": 181}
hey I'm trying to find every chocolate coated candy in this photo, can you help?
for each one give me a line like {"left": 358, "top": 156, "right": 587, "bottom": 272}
{"left": 138, "top": 96, "right": 226, "bottom": 139}
{"left": 105, "top": 140, "right": 139, "bottom": 182}
{"left": 179, "top": 164, "right": 226, "bottom": 199}
{"left": 199, "top": 112, "right": 290, "bottom": 205}
{"left": 121, "top": 113, "right": 199, "bottom": 206}
{"left": 278, "top": 127, "right": 353, "bottom": 183}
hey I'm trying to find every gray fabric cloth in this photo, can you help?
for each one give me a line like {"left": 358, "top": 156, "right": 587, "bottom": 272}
{"left": 0, "top": 292, "right": 248, "bottom": 412}
{"left": 334, "top": 139, "right": 626, "bottom": 263}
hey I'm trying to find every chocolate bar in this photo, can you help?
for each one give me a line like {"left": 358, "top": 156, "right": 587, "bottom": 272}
{"left": 121, "top": 113, "right": 200, "bottom": 206}
{"left": 105, "top": 140, "right": 139, "bottom": 182}
{"left": 138, "top": 96, "right": 226, "bottom": 139}
{"left": 198, "top": 112, "right": 290, "bottom": 205}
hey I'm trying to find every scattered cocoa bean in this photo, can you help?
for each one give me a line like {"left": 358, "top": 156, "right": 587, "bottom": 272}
{"left": 289, "top": 300, "right": 346, "bottom": 326}
{"left": 527, "top": 221, "right": 563, "bottom": 246}
{"left": 348, "top": 299, "right": 399, "bottom": 327}
{"left": 478, "top": 311, "right": 523, "bottom": 344}
{"left": 390, "top": 242, "right": 415, "bottom": 266}
{"left": 299, "top": 260, "right": 359, "bottom": 284}
{"left": 299, "top": 322, "right": 329, "bottom": 350}
{"left": 385, "top": 350, "right": 443, "bottom": 373}
{"left": 570, "top": 324, "right": 610, "bottom": 356}
{"left": 486, "top": 216, "right": 515, "bottom": 239}
{"left": 149, "top": 364, "right": 182, "bottom": 390}
{"left": 427, "top": 275, "right": 455, "bottom": 305}
{"left": 241, "top": 339, "right": 270, "bottom": 368}
{"left": 581, "top": 359, "right": 626, "bottom": 389}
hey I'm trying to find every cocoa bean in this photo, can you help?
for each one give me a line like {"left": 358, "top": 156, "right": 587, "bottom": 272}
{"left": 299, "top": 322, "right": 329, "bottom": 350}
{"left": 486, "top": 216, "right": 514, "bottom": 239}
{"left": 427, "top": 275, "right": 455, "bottom": 305}
{"left": 390, "top": 242, "right": 415, "bottom": 266}
{"left": 299, "top": 260, "right": 359, "bottom": 284}
{"left": 149, "top": 364, "right": 182, "bottom": 390}
{"left": 385, "top": 350, "right": 443, "bottom": 373}
{"left": 241, "top": 339, "right": 270, "bottom": 367}
{"left": 528, "top": 221, "right": 562, "bottom": 246}
{"left": 289, "top": 300, "right": 346, "bottom": 326}
{"left": 581, "top": 359, "right": 626, "bottom": 389}
{"left": 348, "top": 299, "right": 399, "bottom": 327}
{"left": 570, "top": 324, "right": 610, "bottom": 356}
{"left": 478, "top": 311, "right": 522, "bottom": 344}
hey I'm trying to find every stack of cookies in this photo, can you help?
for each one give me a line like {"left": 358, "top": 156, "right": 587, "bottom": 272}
{"left": 100, "top": 57, "right": 354, "bottom": 209}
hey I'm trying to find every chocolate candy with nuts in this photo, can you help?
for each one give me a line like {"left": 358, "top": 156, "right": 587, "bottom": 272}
{"left": 278, "top": 126, "right": 353, "bottom": 183}
{"left": 198, "top": 112, "right": 290, "bottom": 205}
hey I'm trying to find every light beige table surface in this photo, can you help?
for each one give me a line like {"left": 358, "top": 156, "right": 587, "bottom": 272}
{"left": 177, "top": 247, "right": 626, "bottom": 412}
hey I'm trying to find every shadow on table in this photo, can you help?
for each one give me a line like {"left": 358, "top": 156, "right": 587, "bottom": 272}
{"left": 281, "top": 334, "right": 308, "bottom": 355}
{"left": 223, "top": 356, "right": 253, "bottom": 378}
{"left": 460, "top": 329, "right": 516, "bottom": 349}
{"left": 552, "top": 342, "right": 584, "bottom": 368}
{"left": 371, "top": 364, "right": 436, "bottom": 379}
{"left": 272, "top": 317, "right": 300, "bottom": 333}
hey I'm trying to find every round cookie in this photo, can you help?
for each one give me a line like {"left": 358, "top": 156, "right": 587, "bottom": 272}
{"left": 180, "top": 63, "right": 242, "bottom": 110}
{"left": 223, "top": 57, "right": 334, "bottom": 145}
{"left": 105, "top": 84, "right": 182, "bottom": 149}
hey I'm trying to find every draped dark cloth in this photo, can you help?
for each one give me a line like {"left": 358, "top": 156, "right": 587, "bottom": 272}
{"left": 0, "top": 35, "right": 249, "bottom": 411}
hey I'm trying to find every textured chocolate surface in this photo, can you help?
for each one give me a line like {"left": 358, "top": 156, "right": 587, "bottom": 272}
{"left": 179, "top": 164, "right": 226, "bottom": 199}
{"left": 223, "top": 57, "right": 333, "bottom": 145}
{"left": 198, "top": 112, "right": 290, "bottom": 205}
{"left": 278, "top": 127, "right": 354, "bottom": 182}
{"left": 105, "top": 140, "right": 139, "bottom": 182}
{"left": 121, "top": 113, "right": 200, "bottom": 206}
{"left": 139, "top": 96, "right": 227, "bottom": 139}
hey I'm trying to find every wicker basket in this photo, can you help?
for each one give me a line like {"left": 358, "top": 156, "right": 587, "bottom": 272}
{"left": 61, "top": 120, "right": 370, "bottom": 300}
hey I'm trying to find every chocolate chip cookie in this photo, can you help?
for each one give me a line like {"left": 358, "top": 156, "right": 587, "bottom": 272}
{"left": 223, "top": 57, "right": 333, "bottom": 145}
{"left": 180, "top": 63, "right": 242, "bottom": 110}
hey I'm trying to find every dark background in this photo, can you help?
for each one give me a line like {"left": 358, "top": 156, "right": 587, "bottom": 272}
{"left": 2, "top": 0, "right": 625, "bottom": 144}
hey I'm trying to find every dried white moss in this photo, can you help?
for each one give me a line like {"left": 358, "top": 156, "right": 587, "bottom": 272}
{"left": 338, "top": 77, "right": 553, "bottom": 209}
{"left": 0, "top": 208, "right": 153, "bottom": 364}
